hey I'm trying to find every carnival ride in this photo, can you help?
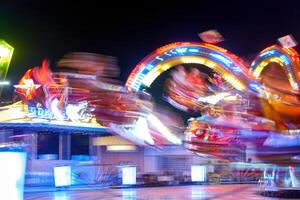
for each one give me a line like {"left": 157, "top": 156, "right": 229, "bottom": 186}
{"left": 1, "top": 39, "right": 300, "bottom": 163}
{"left": 125, "top": 41, "right": 300, "bottom": 163}
{"left": 8, "top": 52, "right": 182, "bottom": 146}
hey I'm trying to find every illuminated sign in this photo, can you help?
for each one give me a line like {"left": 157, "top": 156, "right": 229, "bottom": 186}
{"left": 28, "top": 106, "right": 56, "bottom": 120}
{"left": 28, "top": 101, "right": 93, "bottom": 123}
{"left": 0, "top": 151, "right": 27, "bottom": 200}
{"left": 0, "top": 39, "right": 14, "bottom": 80}
{"left": 122, "top": 166, "right": 136, "bottom": 185}
{"left": 54, "top": 166, "right": 71, "bottom": 187}
{"left": 191, "top": 165, "right": 206, "bottom": 182}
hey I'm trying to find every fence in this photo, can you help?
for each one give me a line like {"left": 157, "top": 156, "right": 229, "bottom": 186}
{"left": 25, "top": 160, "right": 119, "bottom": 187}
{"left": 24, "top": 161, "right": 274, "bottom": 188}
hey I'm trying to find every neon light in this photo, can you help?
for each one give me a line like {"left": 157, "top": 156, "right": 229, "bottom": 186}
{"left": 279, "top": 55, "right": 290, "bottom": 65}
{"left": 252, "top": 58, "right": 283, "bottom": 78}
{"left": 126, "top": 42, "right": 248, "bottom": 92}
{"left": 188, "top": 48, "right": 200, "bottom": 53}
{"left": 175, "top": 47, "right": 188, "bottom": 53}
{"left": 231, "top": 66, "right": 242, "bottom": 72}
{"left": 180, "top": 56, "right": 206, "bottom": 65}
{"left": 106, "top": 145, "right": 137, "bottom": 151}
{"left": 259, "top": 50, "right": 276, "bottom": 58}
{"left": 283, "top": 47, "right": 299, "bottom": 58}
{"left": 0, "top": 46, "right": 10, "bottom": 57}
{"left": 28, "top": 106, "right": 55, "bottom": 119}
{"left": 142, "top": 56, "right": 246, "bottom": 91}
{"left": 0, "top": 39, "right": 14, "bottom": 81}
{"left": 249, "top": 83, "right": 262, "bottom": 91}
{"left": 210, "top": 53, "right": 232, "bottom": 66}
{"left": 170, "top": 49, "right": 177, "bottom": 54}
{"left": 155, "top": 56, "right": 164, "bottom": 61}
{"left": 222, "top": 74, "right": 245, "bottom": 91}
{"left": 251, "top": 45, "right": 300, "bottom": 91}
{"left": 143, "top": 70, "right": 162, "bottom": 87}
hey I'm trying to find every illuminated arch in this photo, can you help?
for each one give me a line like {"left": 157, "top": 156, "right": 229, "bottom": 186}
{"left": 250, "top": 45, "right": 300, "bottom": 91}
{"left": 125, "top": 42, "right": 251, "bottom": 92}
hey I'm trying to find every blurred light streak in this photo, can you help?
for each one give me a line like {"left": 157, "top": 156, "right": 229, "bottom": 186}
{"left": 0, "top": 81, "right": 9, "bottom": 85}
{"left": 147, "top": 113, "right": 182, "bottom": 145}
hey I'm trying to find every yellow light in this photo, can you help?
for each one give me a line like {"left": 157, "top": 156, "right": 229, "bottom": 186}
{"left": 0, "top": 47, "right": 10, "bottom": 57}
{"left": 142, "top": 56, "right": 246, "bottom": 91}
{"left": 106, "top": 145, "right": 137, "bottom": 151}
{"left": 180, "top": 56, "right": 206, "bottom": 64}
{"left": 222, "top": 75, "right": 245, "bottom": 91}
{"left": 0, "top": 39, "right": 14, "bottom": 81}
{"left": 142, "top": 70, "right": 161, "bottom": 87}
{"left": 204, "top": 60, "right": 216, "bottom": 69}
{"left": 161, "top": 64, "right": 172, "bottom": 71}
{"left": 252, "top": 57, "right": 300, "bottom": 90}
{"left": 252, "top": 57, "right": 284, "bottom": 78}
{"left": 93, "top": 136, "right": 134, "bottom": 146}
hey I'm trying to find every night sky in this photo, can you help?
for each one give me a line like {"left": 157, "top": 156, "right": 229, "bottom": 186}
{"left": 1, "top": 0, "right": 300, "bottom": 99}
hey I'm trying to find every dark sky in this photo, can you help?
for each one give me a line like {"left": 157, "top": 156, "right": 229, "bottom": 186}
{"left": 1, "top": 0, "right": 300, "bottom": 99}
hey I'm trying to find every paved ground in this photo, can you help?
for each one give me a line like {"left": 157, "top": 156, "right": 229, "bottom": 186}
{"left": 24, "top": 184, "right": 283, "bottom": 200}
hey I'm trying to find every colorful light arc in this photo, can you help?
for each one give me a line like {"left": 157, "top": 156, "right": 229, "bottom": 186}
{"left": 125, "top": 42, "right": 251, "bottom": 92}
{"left": 251, "top": 45, "right": 300, "bottom": 91}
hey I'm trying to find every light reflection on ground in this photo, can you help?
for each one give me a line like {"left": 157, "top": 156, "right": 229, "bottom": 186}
{"left": 25, "top": 184, "right": 286, "bottom": 200}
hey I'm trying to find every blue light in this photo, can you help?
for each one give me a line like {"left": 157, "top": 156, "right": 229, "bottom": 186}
{"left": 175, "top": 47, "right": 188, "bottom": 53}
{"left": 132, "top": 83, "right": 140, "bottom": 91}
{"left": 135, "top": 73, "right": 145, "bottom": 80}
{"left": 188, "top": 48, "right": 199, "bottom": 53}
{"left": 37, "top": 108, "right": 44, "bottom": 116}
{"left": 155, "top": 56, "right": 164, "bottom": 61}
{"left": 164, "top": 52, "right": 172, "bottom": 56}
{"left": 145, "top": 64, "right": 154, "bottom": 70}
{"left": 71, "top": 155, "right": 90, "bottom": 161}
{"left": 29, "top": 106, "right": 55, "bottom": 119}
{"left": 139, "top": 70, "right": 148, "bottom": 77}
{"left": 249, "top": 83, "right": 261, "bottom": 91}
{"left": 210, "top": 53, "right": 232, "bottom": 66}
{"left": 231, "top": 66, "right": 243, "bottom": 72}
{"left": 280, "top": 55, "right": 291, "bottom": 65}
{"left": 260, "top": 50, "right": 276, "bottom": 58}
{"left": 170, "top": 50, "right": 177, "bottom": 54}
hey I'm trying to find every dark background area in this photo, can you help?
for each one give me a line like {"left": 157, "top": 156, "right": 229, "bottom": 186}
{"left": 0, "top": 0, "right": 300, "bottom": 99}
{"left": 147, "top": 63, "right": 214, "bottom": 123}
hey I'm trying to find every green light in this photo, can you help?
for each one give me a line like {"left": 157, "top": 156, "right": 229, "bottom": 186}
{"left": 0, "top": 39, "right": 14, "bottom": 80}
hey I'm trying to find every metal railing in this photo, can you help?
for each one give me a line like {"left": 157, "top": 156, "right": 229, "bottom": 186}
{"left": 25, "top": 161, "right": 272, "bottom": 188}
{"left": 25, "top": 160, "right": 119, "bottom": 187}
